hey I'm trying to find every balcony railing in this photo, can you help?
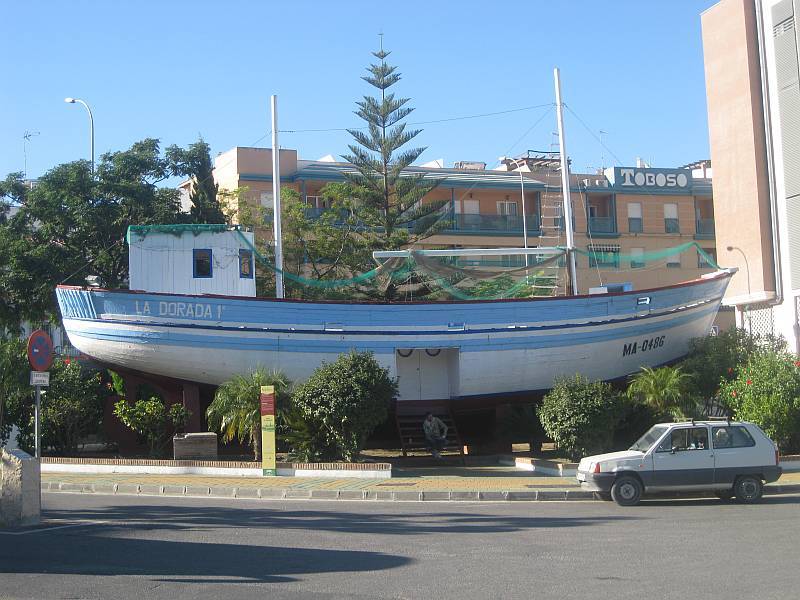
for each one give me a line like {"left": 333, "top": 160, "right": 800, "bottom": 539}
{"left": 446, "top": 213, "right": 538, "bottom": 233}
{"left": 302, "top": 208, "right": 542, "bottom": 235}
{"left": 695, "top": 218, "right": 715, "bottom": 237}
{"left": 588, "top": 216, "right": 616, "bottom": 233}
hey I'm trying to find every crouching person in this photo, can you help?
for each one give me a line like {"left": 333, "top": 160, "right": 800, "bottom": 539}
{"left": 423, "top": 412, "right": 448, "bottom": 459}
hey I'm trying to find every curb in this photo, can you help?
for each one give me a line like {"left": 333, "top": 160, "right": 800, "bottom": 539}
{"left": 41, "top": 481, "right": 800, "bottom": 502}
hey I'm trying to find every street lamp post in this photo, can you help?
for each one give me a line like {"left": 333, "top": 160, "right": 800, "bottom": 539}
{"left": 64, "top": 97, "right": 94, "bottom": 172}
{"left": 727, "top": 245, "right": 752, "bottom": 333}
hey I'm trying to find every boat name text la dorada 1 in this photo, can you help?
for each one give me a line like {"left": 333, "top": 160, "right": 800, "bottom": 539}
{"left": 135, "top": 300, "right": 223, "bottom": 320}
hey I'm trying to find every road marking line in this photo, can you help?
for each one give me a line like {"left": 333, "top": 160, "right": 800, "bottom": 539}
{"left": 0, "top": 520, "right": 111, "bottom": 535}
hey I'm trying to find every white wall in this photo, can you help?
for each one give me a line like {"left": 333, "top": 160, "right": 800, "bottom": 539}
{"left": 129, "top": 229, "right": 257, "bottom": 297}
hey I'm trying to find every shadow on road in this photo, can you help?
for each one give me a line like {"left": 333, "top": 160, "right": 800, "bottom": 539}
{"left": 42, "top": 502, "right": 636, "bottom": 536}
{"left": 1, "top": 534, "right": 410, "bottom": 583}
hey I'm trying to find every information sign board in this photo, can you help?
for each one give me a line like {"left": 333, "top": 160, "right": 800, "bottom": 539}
{"left": 30, "top": 371, "right": 50, "bottom": 386}
{"left": 260, "top": 385, "right": 277, "bottom": 476}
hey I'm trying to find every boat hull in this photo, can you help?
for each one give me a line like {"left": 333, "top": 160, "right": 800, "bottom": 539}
{"left": 56, "top": 271, "right": 733, "bottom": 401}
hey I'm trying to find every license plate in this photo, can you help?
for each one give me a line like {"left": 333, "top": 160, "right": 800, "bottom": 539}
{"left": 576, "top": 472, "right": 586, "bottom": 482}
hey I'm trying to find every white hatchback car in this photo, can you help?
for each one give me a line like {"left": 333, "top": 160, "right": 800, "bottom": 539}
{"left": 576, "top": 420, "right": 782, "bottom": 506}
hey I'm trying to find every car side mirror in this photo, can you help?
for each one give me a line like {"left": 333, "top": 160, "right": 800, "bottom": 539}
{"left": 671, "top": 446, "right": 679, "bottom": 454}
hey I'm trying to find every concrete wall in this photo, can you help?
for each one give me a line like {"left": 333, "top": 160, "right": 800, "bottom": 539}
{"left": 0, "top": 449, "right": 40, "bottom": 527}
{"left": 702, "top": 0, "right": 777, "bottom": 302}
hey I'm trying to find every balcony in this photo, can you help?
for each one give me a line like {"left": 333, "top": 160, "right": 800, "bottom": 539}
{"left": 301, "top": 208, "right": 541, "bottom": 236}
{"left": 444, "top": 213, "right": 539, "bottom": 235}
{"left": 695, "top": 218, "right": 715, "bottom": 239}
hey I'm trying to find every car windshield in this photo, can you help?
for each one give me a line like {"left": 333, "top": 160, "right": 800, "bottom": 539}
{"left": 629, "top": 425, "right": 669, "bottom": 452}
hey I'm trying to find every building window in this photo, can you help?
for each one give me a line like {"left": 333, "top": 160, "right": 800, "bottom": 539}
{"left": 193, "top": 249, "right": 213, "bottom": 278}
{"left": 698, "top": 248, "right": 717, "bottom": 268}
{"left": 497, "top": 201, "right": 518, "bottom": 216}
{"left": 260, "top": 191, "right": 274, "bottom": 209}
{"left": 664, "top": 203, "right": 679, "bottom": 233}
{"left": 628, "top": 202, "right": 643, "bottom": 233}
{"left": 239, "top": 249, "right": 254, "bottom": 279}
{"left": 667, "top": 254, "right": 681, "bottom": 268}
{"left": 588, "top": 244, "right": 620, "bottom": 269}
{"left": 630, "top": 247, "right": 645, "bottom": 269}
{"left": 461, "top": 199, "right": 480, "bottom": 214}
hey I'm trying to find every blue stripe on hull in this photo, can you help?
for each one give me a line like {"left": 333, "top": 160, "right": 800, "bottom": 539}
{"left": 57, "top": 275, "right": 731, "bottom": 331}
{"left": 64, "top": 301, "right": 718, "bottom": 354}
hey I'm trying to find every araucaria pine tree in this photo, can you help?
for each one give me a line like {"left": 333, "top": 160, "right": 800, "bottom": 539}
{"left": 321, "top": 45, "right": 445, "bottom": 298}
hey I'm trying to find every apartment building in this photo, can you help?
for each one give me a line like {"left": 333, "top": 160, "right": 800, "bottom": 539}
{"left": 702, "top": 0, "right": 800, "bottom": 349}
{"left": 199, "top": 146, "right": 719, "bottom": 296}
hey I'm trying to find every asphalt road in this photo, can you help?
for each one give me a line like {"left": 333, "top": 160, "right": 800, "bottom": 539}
{"left": 1, "top": 493, "right": 798, "bottom": 600}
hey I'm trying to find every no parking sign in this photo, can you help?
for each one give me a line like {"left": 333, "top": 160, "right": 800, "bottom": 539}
{"left": 27, "top": 329, "right": 54, "bottom": 372}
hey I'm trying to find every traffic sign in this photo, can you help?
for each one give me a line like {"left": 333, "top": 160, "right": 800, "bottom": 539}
{"left": 27, "top": 329, "right": 54, "bottom": 371}
{"left": 30, "top": 371, "right": 50, "bottom": 386}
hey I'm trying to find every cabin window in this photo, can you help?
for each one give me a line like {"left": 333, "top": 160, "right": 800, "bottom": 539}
{"left": 239, "top": 249, "right": 254, "bottom": 278}
{"left": 193, "top": 249, "right": 213, "bottom": 278}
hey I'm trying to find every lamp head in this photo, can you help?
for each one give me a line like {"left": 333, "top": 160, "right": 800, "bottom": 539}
{"left": 726, "top": 246, "right": 734, "bottom": 252}
{"left": 64, "top": 97, "right": 76, "bottom": 103}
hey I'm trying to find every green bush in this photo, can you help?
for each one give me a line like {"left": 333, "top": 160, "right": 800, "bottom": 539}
{"left": 680, "top": 328, "right": 785, "bottom": 400}
{"left": 114, "top": 397, "right": 190, "bottom": 458}
{"left": 613, "top": 396, "right": 659, "bottom": 451}
{"left": 719, "top": 351, "right": 800, "bottom": 452}
{"left": 537, "top": 374, "right": 622, "bottom": 461}
{"left": 40, "top": 359, "right": 105, "bottom": 455}
{"left": 0, "top": 338, "right": 30, "bottom": 446}
{"left": 1, "top": 343, "right": 105, "bottom": 454}
{"left": 290, "top": 351, "right": 397, "bottom": 461}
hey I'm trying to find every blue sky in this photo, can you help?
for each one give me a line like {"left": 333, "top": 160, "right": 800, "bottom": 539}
{"left": 2, "top": 0, "right": 718, "bottom": 181}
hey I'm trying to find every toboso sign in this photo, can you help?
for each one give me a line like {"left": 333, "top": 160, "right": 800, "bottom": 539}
{"left": 610, "top": 167, "right": 691, "bottom": 191}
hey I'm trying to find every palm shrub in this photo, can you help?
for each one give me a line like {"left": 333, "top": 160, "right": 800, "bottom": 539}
{"left": 719, "top": 351, "right": 800, "bottom": 452}
{"left": 290, "top": 351, "right": 397, "bottom": 461}
{"left": 626, "top": 365, "right": 697, "bottom": 420}
{"left": 206, "top": 368, "right": 291, "bottom": 461}
{"left": 537, "top": 374, "right": 623, "bottom": 461}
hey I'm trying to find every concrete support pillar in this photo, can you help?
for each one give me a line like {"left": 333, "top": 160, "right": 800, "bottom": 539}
{"left": 182, "top": 383, "right": 202, "bottom": 433}
{"left": 0, "top": 449, "right": 40, "bottom": 527}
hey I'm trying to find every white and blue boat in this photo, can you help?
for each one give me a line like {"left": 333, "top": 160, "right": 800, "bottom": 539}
{"left": 55, "top": 232, "right": 733, "bottom": 403}
{"left": 55, "top": 69, "right": 734, "bottom": 405}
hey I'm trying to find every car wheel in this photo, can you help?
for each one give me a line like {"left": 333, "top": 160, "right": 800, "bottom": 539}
{"left": 715, "top": 489, "right": 735, "bottom": 501}
{"left": 611, "top": 475, "right": 643, "bottom": 506}
{"left": 734, "top": 476, "right": 763, "bottom": 503}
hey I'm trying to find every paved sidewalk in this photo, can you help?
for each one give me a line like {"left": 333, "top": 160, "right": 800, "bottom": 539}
{"left": 42, "top": 467, "right": 800, "bottom": 502}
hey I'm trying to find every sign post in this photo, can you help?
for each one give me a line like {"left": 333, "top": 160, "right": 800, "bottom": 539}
{"left": 27, "top": 329, "right": 53, "bottom": 459}
{"left": 260, "top": 385, "right": 277, "bottom": 476}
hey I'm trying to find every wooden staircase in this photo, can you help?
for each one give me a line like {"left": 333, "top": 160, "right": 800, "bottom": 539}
{"left": 395, "top": 403, "right": 465, "bottom": 462}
